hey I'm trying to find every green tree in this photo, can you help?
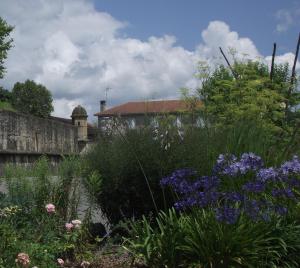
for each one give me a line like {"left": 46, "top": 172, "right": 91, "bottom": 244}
{"left": 0, "top": 17, "right": 13, "bottom": 79}
{"left": 11, "top": 80, "right": 54, "bottom": 117}
{"left": 0, "top": 86, "right": 11, "bottom": 102}
{"left": 197, "top": 60, "right": 300, "bottom": 135}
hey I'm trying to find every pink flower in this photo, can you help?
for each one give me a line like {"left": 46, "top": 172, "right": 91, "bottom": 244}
{"left": 45, "top": 203, "right": 55, "bottom": 213}
{"left": 65, "top": 222, "right": 74, "bottom": 231}
{"left": 71, "top": 219, "right": 82, "bottom": 228}
{"left": 81, "top": 260, "right": 91, "bottom": 267}
{"left": 57, "top": 258, "right": 64, "bottom": 267}
{"left": 15, "top": 252, "right": 30, "bottom": 267}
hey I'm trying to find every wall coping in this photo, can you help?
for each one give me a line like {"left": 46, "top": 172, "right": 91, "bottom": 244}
{"left": 0, "top": 109, "right": 77, "bottom": 130}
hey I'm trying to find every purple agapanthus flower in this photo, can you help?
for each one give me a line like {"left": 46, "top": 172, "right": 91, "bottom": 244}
{"left": 216, "top": 206, "right": 240, "bottom": 224}
{"left": 274, "top": 206, "right": 288, "bottom": 215}
{"left": 271, "top": 188, "right": 295, "bottom": 199}
{"left": 280, "top": 156, "right": 300, "bottom": 175}
{"left": 256, "top": 167, "right": 278, "bottom": 182}
{"left": 215, "top": 153, "right": 263, "bottom": 176}
{"left": 161, "top": 153, "right": 300, "bottom": 224}
{"left": 242, "top": 181, "right": 265, "bottom": 193}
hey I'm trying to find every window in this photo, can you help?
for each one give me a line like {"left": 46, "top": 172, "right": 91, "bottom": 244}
{"left": 127, "top": 118, "right": 136, "bottom": 128}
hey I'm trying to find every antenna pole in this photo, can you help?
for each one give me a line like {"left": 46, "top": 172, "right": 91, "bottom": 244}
{"left": 105, "top": 87, "right": 111, "bottom": 103}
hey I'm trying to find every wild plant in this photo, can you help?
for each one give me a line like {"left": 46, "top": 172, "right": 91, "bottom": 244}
{"left": 83, "top": 119, "right": 283, "bottom": 224}
{"left": 0, "top": 156, "right": 94, "bottom": 267}
{"left": 126, "top": 153, "right": 300, "bottom": 267}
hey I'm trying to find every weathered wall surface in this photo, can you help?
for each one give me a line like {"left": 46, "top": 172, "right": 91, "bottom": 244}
{"left": 0, "top": 110, "right": 78, "bottom": 154}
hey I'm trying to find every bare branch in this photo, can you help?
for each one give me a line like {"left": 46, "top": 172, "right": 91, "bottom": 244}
{"left": 219, "top": 47, "right": 238, "bottom": 79}
{"left": 270, "top": 43, "right": 276, "bottom": 81}
{"left": 291, "top": 32, "right": 300, "bottom": 85}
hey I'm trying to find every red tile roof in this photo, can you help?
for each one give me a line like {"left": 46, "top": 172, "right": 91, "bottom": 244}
{"left": 94, "top": 100, "right": 202, "bottom": 117}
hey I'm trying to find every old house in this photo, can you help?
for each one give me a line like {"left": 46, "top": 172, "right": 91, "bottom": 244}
{"left": 94, "top": 99, "right": 203, "bottom": 131}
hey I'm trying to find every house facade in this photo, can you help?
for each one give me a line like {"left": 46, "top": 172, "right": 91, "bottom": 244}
{"left": 94, "top": 99, "right": 203, "bottom": 131}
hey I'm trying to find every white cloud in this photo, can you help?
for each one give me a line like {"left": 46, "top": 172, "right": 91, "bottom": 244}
{"left": 53, "top": 98, "right": 81, "bottom": 119}
{"left": 196, "top": 21, "right": 261, "bottom": 65}
{"left": 275, "top": 7, "right": 300, "bottom": 33}
{"left": 265, "top": 52, "right": 300, "bottom": 70}
{"left": 0, "top": 1, "right": 298, "bottom": 119}
{"left": 42, "top": 31, "right": 80, "bottom": 76}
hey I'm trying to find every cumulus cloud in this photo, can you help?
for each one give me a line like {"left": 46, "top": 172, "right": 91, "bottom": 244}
{"left": 0, "top": 0, "right": 199, "bottom": 118}
{"left": 0, "top": 0, "right": 298, "bottom": 120}
{"left": 196, "top": 21, "right": 261, "bottom": 63}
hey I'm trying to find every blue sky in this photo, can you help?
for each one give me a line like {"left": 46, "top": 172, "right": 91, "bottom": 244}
{"left": 0, "top": 0, "right": 299, "bottom": 120}
{"left": 93, "top": 0, "right": 300, "bottom": 55}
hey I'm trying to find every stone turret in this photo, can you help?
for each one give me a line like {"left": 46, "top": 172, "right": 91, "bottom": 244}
{"left": 71, "top": 105, "right": 88, "bottom": 141}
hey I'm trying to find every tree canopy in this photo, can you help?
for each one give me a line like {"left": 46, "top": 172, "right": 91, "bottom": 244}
{"left": 0, "top": 86, "right": 11, "bottom": 102}
{"left": 0, "top": 17, "right": 13, "bottom": 79}
{"left": 197, "top": 60, "right": 300, "bottom": 135}
{"left": 11, "top": 80, "right": 54, "bottom": 117}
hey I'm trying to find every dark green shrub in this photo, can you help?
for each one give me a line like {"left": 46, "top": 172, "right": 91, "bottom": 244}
{"left": 125, "top": 208, "right": 300, "bottom": 268}
{"left": 83, "top": 119, "right": 289, "bottom": 224}
{"left": 0, "top": 86, "right": 12, "bottom": 102}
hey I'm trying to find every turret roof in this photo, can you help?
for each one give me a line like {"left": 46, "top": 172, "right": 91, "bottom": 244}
{"left": 71, "top": 105, "right": 87, "bottom": 118}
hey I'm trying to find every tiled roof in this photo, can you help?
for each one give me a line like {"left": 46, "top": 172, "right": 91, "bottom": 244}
{"left": 94, "top": 100, "right": 202, "bottom": 117}
{"left": 50, "top": 116, "right": 95, "bottom": 129}
{"left": 49, "top": 116, "right": 72, "bottom": 125}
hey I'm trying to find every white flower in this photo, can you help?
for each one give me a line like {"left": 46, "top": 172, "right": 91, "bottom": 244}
{"left": 71, "top": 219, "right": 82, "bottom": 228}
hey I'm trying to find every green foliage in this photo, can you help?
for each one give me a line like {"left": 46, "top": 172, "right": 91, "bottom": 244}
{"left": 56, "top": 156, "right": 82, "bottom": 220}
{"left": 197, "top": 60, "right": 300, "bottom": 137}
{"left": 0, "top": 17, "right": 13, "bottom": 79}
{"left": 11, "top": 79, "right": 54, "bottom": 117}
{"left": 0, "top": 157, "right": 93, "bottom": 267}
{"left": 125, "top": 208, "right": 185, "bottom": 268}
{"left": 0, "top": 86, "right": 12, "bottom": 102}
{"left": 83, "top": 119, "right": 292, "bottom": 225}
{"left": 0, "top": 101, "right": 15, "bottom": 111}
{"left": 125, "top": 208, "right": 300, "bottom": 268}
{"left": 0, "top": 86, "right": 14, "bottom": 111}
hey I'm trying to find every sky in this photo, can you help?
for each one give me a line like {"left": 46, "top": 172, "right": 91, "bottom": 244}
{"left": 0, "top": 0, "right": 299, "bottom": 121}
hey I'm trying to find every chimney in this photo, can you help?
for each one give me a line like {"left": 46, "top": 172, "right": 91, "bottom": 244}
{"left": 100, "top": 100, "right": 106, "bottom": 112}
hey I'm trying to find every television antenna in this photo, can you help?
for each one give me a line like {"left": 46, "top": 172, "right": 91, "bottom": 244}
{"left": 105, "top": 87, "right": 111, "bottom": 103}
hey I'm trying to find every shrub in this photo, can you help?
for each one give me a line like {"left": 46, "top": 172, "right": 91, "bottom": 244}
{"left": 83, "top": 119, "right": 290, "bottom": 224}
{"left": 126, "top": 208, "right": 300, "bottom": 268}
{"left": 125, "top": 208, "right": 186, "bottom": 267}
{"left": 125, "top": 153, "right": 300, "bottom": 267}
{"left": 0, "top": 156, "right": 93, "bottom": 267}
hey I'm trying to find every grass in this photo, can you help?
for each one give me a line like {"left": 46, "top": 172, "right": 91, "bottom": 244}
{"left": 0, "top": 101, "right": 15, "bottom": 111}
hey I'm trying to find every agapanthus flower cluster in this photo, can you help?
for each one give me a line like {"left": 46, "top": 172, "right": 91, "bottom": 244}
{"left": 161, "top": 153, "right": 300, "bottom": 224}
{"left": 214, "top": 153, "right": 263, "bottom": 176}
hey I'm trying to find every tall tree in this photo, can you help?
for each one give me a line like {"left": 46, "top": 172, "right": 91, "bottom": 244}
{"left": 11, "top": 80, "right": 54, "bottom": 117}
{"left": 0, "top": 17, "right": 13, "bottom": 79}
{"left": 0, "top": 86, "right": 12, "bottom": 102}
{"left": 197, "top": 60, "right": 300, "bottom": 135}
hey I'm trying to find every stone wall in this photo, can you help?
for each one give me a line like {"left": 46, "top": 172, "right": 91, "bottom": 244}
{"left": 0, "top": 110, "right": 78, "bottom": 155}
